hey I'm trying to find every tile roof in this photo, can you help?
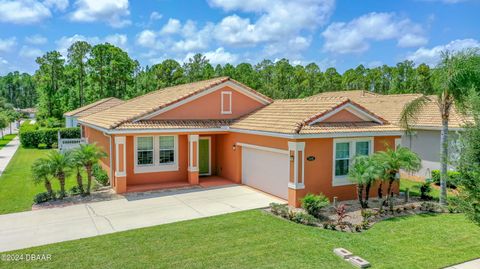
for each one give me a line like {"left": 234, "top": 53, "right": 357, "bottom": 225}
{"left": 80, "top": 77, "right": 272, "bottom": 129}
{"left": 64, "top": 97, "right": 124, "bottom": 117}
{"left": 117, "top": 120, "right": 232, "bottom": 130}
{"left": 229, "top": 98, "right": 400, "bottom": 134}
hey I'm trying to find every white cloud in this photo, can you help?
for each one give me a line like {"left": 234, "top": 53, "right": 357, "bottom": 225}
{"left": 56, "top": 33, "right": 129, "bottom": 56}
{"left": 43, "top": 0, "right": 68, "bottom": 11}
{"left": 0, "top": 37, "right": 16, "bottom": 52}
{"left": 70, "top": 0, "right": 131, "bottom": 28}
{"left": 407, "top": 38, "right": 480, "bottom": 65}
{"left": 136, "top": 30, "right": 160, "bottom": 49}
{"left": 183, "top": 47, "right": 238, "bottom": 65}
{"left": 322, "top": 12, "right": 428, "bottom": 54}
{"left": 211, "top": 0, "right": 335, "bottom": 47}
{"left": 0, "top": 0, "right": 51, "bottom": 24}
{"left": 25, "top": 34, "right": 48, "bottom": 45}
{"left": 149, "top": 11, "right": 162, "bottom": 21}
{"left": 160, "top": 18, "right": 181, "bottom": 35}
{"left": 19, "top": 46, "right": 43, "bottom": 58}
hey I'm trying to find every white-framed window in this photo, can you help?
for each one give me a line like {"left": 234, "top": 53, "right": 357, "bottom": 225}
{"left": 221, "top": 91, "right": 232, "bottom": 114}
{"left": 159, "top": 136, "right": 175, "bottom": 164}
{"left": 332, "top": 138, "right": 373, "bottom": 186}
{"left": 134, "top": 135, "right": 178, "bottom": 173}
{"left": 137, "top": 136, "right": 154, "bottom": 166}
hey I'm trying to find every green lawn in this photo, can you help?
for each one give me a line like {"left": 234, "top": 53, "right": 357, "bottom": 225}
{"left": 0, "top": 211, "right": 479, "bottom": 269}
{"left": 400, "top": 178, "right": 455, "bottom": 200}
{"left": 0, "top": 134, "right": 16, "bottom": 150}
{"left": 0, "top": 147, "right": 82, "bottom": 214}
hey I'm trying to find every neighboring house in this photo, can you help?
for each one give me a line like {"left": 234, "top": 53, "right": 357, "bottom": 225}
{"left": 75, "top": 77, "right": 405, "bottom": 207}
{"left": 63, "top": 97, "right": 124, "bottom": 128}
{"left": 17, "top": 107, "right": 37, "bottom": 119}
{"left": 308, "top": 91, "right": 467, "bottom": 179}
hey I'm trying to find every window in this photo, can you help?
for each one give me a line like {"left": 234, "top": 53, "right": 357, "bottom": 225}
{"left": 221, "top": 91, "right": 232, "bottom": 114}
{"left": 159, "top": 136, "right": 175, "bottom": 164}
{"left": 333, "top": 138, "right": 372, "bottom": 186}
{"left": 137, "top": 137, "right": 154, "bottom": 165}
{"left": 135, "top": 135, "right": 178, "bottom": 173}
{"left": 335, "top": 142, "right": 350, "bottom": 176}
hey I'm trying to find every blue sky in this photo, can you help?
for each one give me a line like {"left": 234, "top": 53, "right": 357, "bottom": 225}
{"left": 0, "top": 0, "right": 479, "bottom": 75}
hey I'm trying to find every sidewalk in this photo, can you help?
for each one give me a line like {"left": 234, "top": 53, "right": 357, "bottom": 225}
{"left": 445, "top": 258, "right": 480, "bottom": 269}
{"left": 0, "top": 136, "right": 20, "bottom": 178}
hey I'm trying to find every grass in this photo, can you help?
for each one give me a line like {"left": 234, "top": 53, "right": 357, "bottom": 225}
{"left": 0, "top": 211, "right": 479, "bottom": 268}
{"left": 400, "top": 178, "right": 455, "bottom": 200}
{"left": 0, "top": 147, "right": 85, "bottom": 215}
{"left": 0, "top": 134, "right": 16, "bottom": 150}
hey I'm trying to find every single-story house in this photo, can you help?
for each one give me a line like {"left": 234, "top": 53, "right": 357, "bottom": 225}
{"left": 307, "top": 91, "right": 466, "bottom": 179}
{"left": 74, "top": 77, "right": 417, "bottom": 207}
{"left": 64, "top": 97, "right": 124, "bottom": 128}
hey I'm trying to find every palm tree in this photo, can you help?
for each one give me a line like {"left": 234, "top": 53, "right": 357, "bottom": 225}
{"left": 71, "top": 150, "right": 85, "bottom": 195}
{"left": 348, "top": 155, "right": 383, "bottom": 208}
{"left": 32, "top": 158, "right": 54, "bottom": 199}
{"left": 400, "top": 49, "right": 480, "bottom": 205}
{"left": 75, "top": 143, "right": 107, "bottom": 194}
{"left": 374, "top": 146, "right": 421, "bottom": 206}
{"left": 46, "top": 150, "right": 73, "bottom": 199}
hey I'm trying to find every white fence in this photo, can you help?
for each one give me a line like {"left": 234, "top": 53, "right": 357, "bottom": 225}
{"left": 59, "top": 138, "right": 87, "bottom": 152}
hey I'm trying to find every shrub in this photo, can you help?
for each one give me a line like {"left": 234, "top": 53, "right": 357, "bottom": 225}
{"left": 420, "top": 181, "right": 433, "bottom": 200}
{"left": 20, "top": 127, "right": 80, "bottom": 148}
{"left": 291, "top": 212, "right": 317, "bottom": 226}
{"left": 447, "top": 196, "right": 463, "bottom": 213}
{"left": 361, "top": 209, "right": 375, "bottom": 223}
{"left": 270, "top": 203, "right": 289, "bottom": 218}
{"left": 37, "top": 143, "right": 48, "bottom": 149}
{"left": 92, "top": 163, "right": 109, "bottom": 186}
{"left": 431, "top": 170, "right": 460, "bottom": 189}
{"left": 69, "top": 186, "right": 83, "bottom": 196}
{"left": 38, "top": 117, "right": 64, "bottom": 128}
{"left": 33, "top": 192, "right": 53, "bottom": 204}
{"left": 300, "top": 193, "right": 330, "bottom": 217}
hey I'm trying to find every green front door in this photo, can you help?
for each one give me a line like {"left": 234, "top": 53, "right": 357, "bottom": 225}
{"left": 199, "top": 138, "right": 210, "bottom": 175}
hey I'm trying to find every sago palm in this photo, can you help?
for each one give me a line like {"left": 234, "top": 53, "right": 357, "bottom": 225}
{"left": 76, "top": 143, "right": 107, "bottom": 194}
{"left": 374, "top": 146, "right": 421, "bottom": 205}
{"left": 348, "top": 155, "right": 384, "bottom": 208}
{"left": 400, "top": 49, "right": 480, "bottom": 205}
{"left": 32, "top": 158, "right": 54, "bottom": 199}
{"left": 46, "top": 150, "right": 73, "bottom": 199}
{"left": 71, "top": 150, "right": 85, "bottom": 195}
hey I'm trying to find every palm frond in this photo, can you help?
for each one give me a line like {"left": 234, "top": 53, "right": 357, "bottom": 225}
{"left": 399, "top": 95, "right": 431, "bottom": 134}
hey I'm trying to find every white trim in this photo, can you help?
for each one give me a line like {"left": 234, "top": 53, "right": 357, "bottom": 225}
{"left": 288, "top": 182, "right": 305, "bottom": 189}
{"left": 332, "top": 137, "right": 374, "bottom": 187}
{"left": 288, "top": 142, "right": 306, "bottom": 190}
{"left": 134, "top": 135, "right": 179, "bottom": 174}
{"left": 395, "top": 138, "right": 402, "bottom": 149}
{"left": 237, "top": 143, "right": 289, "bottom": 155}
{"left": 199, "top": 137, "right": 212, "bottom": 176}
{"left": 135, "top": 81, "right": 271, "bottom": 121}
{"left": 409, "top": 126, "right": 464, "bottom": 131}
{"left": 221, "top": 91, "right": 232, "bottom": 114}
{"left": 309, "top": 102, "right": 384, "bottom": 125}
{"left": 188, "top": 134, "right": 199, "bottom": 171}
{"left": 114, "top": 136, "right": 126, "bottom": 177}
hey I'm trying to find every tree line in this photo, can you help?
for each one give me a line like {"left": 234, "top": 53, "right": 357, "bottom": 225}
{"left": 1, "top": 41, "right": 438, "bottom": 119}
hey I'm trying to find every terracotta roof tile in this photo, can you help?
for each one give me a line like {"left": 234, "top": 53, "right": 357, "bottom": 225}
{"left": 64, "top": 97, "right": 124, "bottom": 117}
{"left": 117, "top": 120, "right": 231, "bottom": 130}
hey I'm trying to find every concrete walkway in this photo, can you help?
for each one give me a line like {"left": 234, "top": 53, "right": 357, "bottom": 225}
{"left": 0, "top": 136, "right": 20, "bottom": 178}
{"left": 445, "top": 258, "right": 480, "bottom": 269}
{"left": 0, "top": 185, "right": 285, "bottom": 252}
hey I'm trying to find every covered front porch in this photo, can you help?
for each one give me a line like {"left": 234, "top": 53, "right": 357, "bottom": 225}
{"left": 112, "top": 133, "right": 239, "bottom": 193}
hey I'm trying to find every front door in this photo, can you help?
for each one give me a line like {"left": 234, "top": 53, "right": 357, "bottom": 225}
{"left": 199, "top": 138, "right": 210, "bottom": 175}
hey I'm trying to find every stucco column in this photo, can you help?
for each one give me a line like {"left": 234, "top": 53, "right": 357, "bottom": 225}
{"left": 288, "top": 141, "right": 306, "bottom": 207}
{"left": 188, "top": 134, "right": 199, "bottom": 184}
{"left": 114, "top": 136, "right": 127, "bottom": 193}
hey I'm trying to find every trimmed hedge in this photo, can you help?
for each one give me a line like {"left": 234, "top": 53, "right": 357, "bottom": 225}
{"left": 431, "top": 169, "right": 460, "bottom": 189}
{"left": 20, "top": 127, "right": 81, "bottom": 148}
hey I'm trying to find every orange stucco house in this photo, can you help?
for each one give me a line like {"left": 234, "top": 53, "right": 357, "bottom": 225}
{"left": 75, "top": 77, "right": 404, "bottom": 207}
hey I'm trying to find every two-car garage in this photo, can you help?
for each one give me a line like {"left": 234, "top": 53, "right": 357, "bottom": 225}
{"left": 240, "top": 144, "right": 290, "bottom": 199}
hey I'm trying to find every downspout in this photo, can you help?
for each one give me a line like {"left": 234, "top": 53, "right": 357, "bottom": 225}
{"left": 103, "top": 132, "right": 114, "bottom": 187}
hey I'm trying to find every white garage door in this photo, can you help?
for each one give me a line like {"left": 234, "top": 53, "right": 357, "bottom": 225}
{"left": 242, "top": 146, "right": 289, "bottom": 199}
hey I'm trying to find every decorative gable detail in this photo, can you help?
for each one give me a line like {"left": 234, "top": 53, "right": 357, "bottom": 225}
{"left": 306, "top": 100, "right": 387, "bottom": 126}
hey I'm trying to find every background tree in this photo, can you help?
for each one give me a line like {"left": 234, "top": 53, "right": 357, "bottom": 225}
{"left": 0, "top": 113, "right": 8, "bottom": 139}
{"left": 35, "top": 51, "right": 65, "bottom": 118}
{"left": 67, "top": 41, "right": 92, "bottom": 108}
{"left": 400, "top": 49, "right": 480, "bottom": 205}
{"left": 183, "top": 54, "right": 214, "bottom": 82}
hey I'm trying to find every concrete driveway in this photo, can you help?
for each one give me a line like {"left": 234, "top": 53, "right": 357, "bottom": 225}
{"left": 0, "top": 185, "right": 285, "bottom": 252}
